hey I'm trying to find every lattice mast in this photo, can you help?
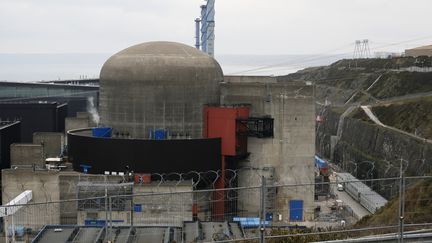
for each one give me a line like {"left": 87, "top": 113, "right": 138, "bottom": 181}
{"left": 197, "top": 0, "right": 215, "bottom": 57}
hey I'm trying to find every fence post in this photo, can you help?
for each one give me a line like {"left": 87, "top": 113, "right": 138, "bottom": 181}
{"left": 105, "top": 191, "right": 108, "bottom": 241}
{"left": 398, "top": 159, "right": 405, "bottom": 243}
{"left": 130, "top": 195, "right": 134, "bottom": 227}
{"left": 109, "top": 196, "right": 113, "bottom": 242}
{"left": 260, "top": 176, "right": 266, "bottom": 243}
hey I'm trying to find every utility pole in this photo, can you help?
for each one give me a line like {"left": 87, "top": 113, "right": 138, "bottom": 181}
{"left": 260, "top": 176, "right": 266, "bottom": 243}
{"left": 398, "top": 158, "right": 405, "bottom": 243}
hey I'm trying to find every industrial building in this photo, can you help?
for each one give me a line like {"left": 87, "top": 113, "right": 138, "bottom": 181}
{"left": 405, "top": 44, "right": 432, "bottom": 57}
{"left": 0, "top": 80, "right": 98, "bottom": 117}
{"left": 0, "top": 121, "right": 21, "bottom": 172}
{"left": 0, "top": 102, "right": 67, "bottom": 142}
{"left": 1, "top": 41, "right": 315, "bottom": 241}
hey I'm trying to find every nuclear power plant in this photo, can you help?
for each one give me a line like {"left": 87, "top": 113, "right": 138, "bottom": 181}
{"left": 0, "top": 40, "right": 315, "bottom": 241}
{"left": 0, "top": 1, "right": 316, "bottom": 239}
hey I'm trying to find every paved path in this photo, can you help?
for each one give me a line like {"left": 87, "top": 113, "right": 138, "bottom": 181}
{"left": 329, "top": 174, "right": 370, "bottom": 220}
{"left": 361, "top": 105, "right": 432, "bottom": 144}
{"left": 360, "top": 106, "right": 385, "bottom": 127}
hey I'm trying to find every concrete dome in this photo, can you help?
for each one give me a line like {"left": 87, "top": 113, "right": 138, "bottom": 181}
{"left": 99, "top": 41, "right": 223, "bottom": 138}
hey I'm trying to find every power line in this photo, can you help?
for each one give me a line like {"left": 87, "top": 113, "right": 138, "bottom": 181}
{"left": 229, "top": 35, "right": 432, "bottom": 75}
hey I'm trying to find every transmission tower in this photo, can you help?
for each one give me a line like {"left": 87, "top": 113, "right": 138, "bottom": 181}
{"left": 353, "top": 39, "right": 371, "bottom": 59}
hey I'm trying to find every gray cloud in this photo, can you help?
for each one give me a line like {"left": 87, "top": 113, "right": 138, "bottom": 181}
{"left": 1, "top": 0, "right": 431, "bottom": 55}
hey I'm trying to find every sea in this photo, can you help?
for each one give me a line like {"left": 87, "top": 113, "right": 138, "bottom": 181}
{"left": 0, "top": 53, "right": 350, "bottom": 82}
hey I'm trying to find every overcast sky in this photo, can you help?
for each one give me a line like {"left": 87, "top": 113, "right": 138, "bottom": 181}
{"left": 1, "top": 0, "right": 432, "bottom": 55}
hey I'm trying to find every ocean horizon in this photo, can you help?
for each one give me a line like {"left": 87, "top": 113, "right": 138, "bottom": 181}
{"left": 0, "top": 53, "right": 349, "bottom": 82}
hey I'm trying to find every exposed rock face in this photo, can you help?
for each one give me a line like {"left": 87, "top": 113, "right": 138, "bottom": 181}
{"left": 317, "top": 107, "right": 432, "bottom": 198}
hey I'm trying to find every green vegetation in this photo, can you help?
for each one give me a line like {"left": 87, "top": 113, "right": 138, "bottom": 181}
{"left": 356, "top": 178, "right": 432, "bottom": 227}
{"left": 266, "top": 228, "right": 347, "bottom": 243}
{"left": 372, "top": 97, "right": 432, "bottom": 139}
{"left": 368, "top": 72, "right": 432, "bottom": 99}
{"left": 350, "top": 107, "right": 373, "bottom": 123}
{"left": 281, "top": 57, "right": 432, "bottom": 103}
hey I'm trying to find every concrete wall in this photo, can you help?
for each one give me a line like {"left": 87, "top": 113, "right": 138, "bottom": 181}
{"left": 10, "top": 143, "right": 44, "bottom": 167}
{"left": 1, "top": 169, "right": 131, "bottom": 229}
{"left": 65, "top": 117, "right": 89, "bottom": 133}
{"left": 33, "top": 132, "right": 63, "bottom": 158}
{"left": 224, "top": 75, "right": 277, "bottom": 84}
{"left": 221, "top": 80, "right": 316, "bottom": 221}
{"left": 76, "top": 112, "right": 97, "bottom": 127}
{"left": 132, "top": 182, "right": 193, "bottom": 226}
{"left": 76, "top": 112, "right": 90, "bottom": 119}
{"left": 2, "top": 169, "right": 61, "bottom": 230}
{"left": 75, "top": 181, "right": 193, "bottom": 227}
{"left": 405, "top": 48, "right": 432, "bottom": 57}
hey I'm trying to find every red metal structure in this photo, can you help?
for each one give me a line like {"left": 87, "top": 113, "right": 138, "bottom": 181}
{"left": 203, "top": 105, "right": 250, "bottom": 219}
{"left": 203, "top": 105, "right": 250, "bottom": 156}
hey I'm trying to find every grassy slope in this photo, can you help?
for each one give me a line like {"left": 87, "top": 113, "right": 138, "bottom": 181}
{"left": 368, "top": 72, "right": 432, "bottom": 99}
{"left": 280, "top": 57, "right": 432, "bottom": 103}
{"left": 372, "top": 97, "right": 432, "bottom": 139}
{"left": 356, "top": 178, "right": 432, "bottom": 227}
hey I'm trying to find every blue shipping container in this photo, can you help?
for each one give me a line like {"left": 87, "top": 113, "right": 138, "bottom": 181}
{"left": 92, "top": 127, "right": 112, "bottom": 138}
{"left": 289, "top": 200, "right": 303, "bottom": 221}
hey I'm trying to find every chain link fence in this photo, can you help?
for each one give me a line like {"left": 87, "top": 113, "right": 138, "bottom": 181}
{"left": 1, "top": 175, "right": 432, "bottom": 242}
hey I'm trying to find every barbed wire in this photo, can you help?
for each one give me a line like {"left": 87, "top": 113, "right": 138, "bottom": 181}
{"left": 4, "top": 175, "right": 432, "bottom": 242}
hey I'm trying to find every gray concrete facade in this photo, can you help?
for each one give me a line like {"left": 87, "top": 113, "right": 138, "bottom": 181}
{"left": 76, "top": 181, "right": 193, "bottom": 227}
{"left": 10, "top": 143, "right": 44, "bottom": 167}
{"left": 2, "top": 169, "right": 61, "bottom": 231}
{"left": 221, "top": 79, "right": 316, "bottom": 221}
{"left": 224, "top": 75, "right": 277, "bottom": 84}
{"left": 65, "top": 117, "right": 89, "bottom": 133}
{"left": 33, "top": 132, "right": 63, "bottom": 158}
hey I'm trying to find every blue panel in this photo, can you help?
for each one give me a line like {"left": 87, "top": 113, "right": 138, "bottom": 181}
{"left": 314, "top": 155, "right": 328, "bottom": 169}
{"left": 84, "top": 219, "right": 124, "bottom": 226}
{"left": 266, "top": 212, "right": 273, "bottom": 221}
{"left": 85, "top": 219, "right": 106, "bottom": 226}
{"left": 92, "top": 127, "right": 112, "bottom": 138}
{"left": 289, "top": 200, "right": 303, "bottom": 221}
{"left": 80, "top": 164, "right": 92, "bottom": 174}
{"left": 7, "top": 226, "right": 25, "bottom": 237}
{"left": 231, "top": 217, "right": 269, "bottom": 228}
{"left": 134, "top": 204, "right": 142, "bottom": 212}
{"left": 154, "top": 129, "right": 166, "bottom": 140}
